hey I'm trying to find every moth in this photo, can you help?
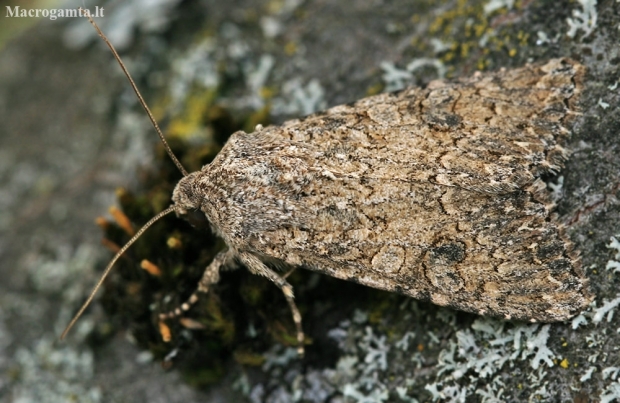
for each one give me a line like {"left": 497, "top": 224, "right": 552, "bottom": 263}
{"left": 63, "top": 10, "right": 593, "bottom": 354}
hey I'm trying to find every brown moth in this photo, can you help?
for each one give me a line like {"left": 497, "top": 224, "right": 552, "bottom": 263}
{"left": 63, "top": 10, "right": 593, "bottom": 354}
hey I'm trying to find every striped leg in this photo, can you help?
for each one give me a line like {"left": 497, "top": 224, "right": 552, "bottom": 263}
{"left": 237, "top": 252, "right": 305, "bottom": 356}
{"left": 159, "top": 249, "right": 233, "bottom": 320}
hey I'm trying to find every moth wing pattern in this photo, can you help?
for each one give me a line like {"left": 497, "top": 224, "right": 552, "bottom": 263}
{"left": 264, "top": 58, "right": 581, "bottom": 193}
{"left": 187, "top": 58, "right": 592, "bottom": 322}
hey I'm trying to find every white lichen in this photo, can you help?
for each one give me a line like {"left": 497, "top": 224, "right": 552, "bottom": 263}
{"left": 427, "top": 319, "right": 558, "bottom": 401}
{"left": 525, "top": 325, "right": 555, "bottom": 369}
{"left": 407, "top": 59, "right": 447, "bottom": 80}
{"left": 531, "top": 381, "right": 551, "bottom": 401}
{"left": 381, "top": 58, "right": 446, "bottom": 92}
{"left": 429, "top": 38, "right": 452, "bottom": 54}
{"left": 424, "top": 382, "right": 443, "bottom": 401}
{"left": 299, "top": 370, "right": 337, "bottom": 403}
{"left": 396, "top": 386, "right": 420, "bottom": 403}
{"left": 475, "top": 382, "right": 505, "bottom": 403}
{"left": 27, "top": 243, "right": 100, "bottom": 296}
{"left": 572, "top": 314, "right": 589, "bottom": 329}
{"left": 353, "top": 310, "right": 369, "bottom": 324}
{"left": 410, "top": 351, "right": 426, "bottom": 369}
{"left": 548, "top": 176, "right": 564, "bottom": 202}
{"left": 425, "top": 381, "right": 471, "bottom": 403}
{"left": 359, "top": 327, "right": 390, "bottom": 372}
{"left": 601, "top": 381, "right": 620, "bottom": 403}
{"left": 166, "top": 39, "right": 219, "bottom": 112}
{"left": 586, "top": 329, "right": 606, "bottom": 348}
{"left": 232, "top": 372, "right": 252, "bottom": 396}
{"left": 260, "top": 16, "right": 283, "bottom": 38}
{"left": 395, "top": 331, "right": 417, "bottom": 351}
{"left": 380, "top": 62, "right": 415, "bottom": 92}
{"left": 271, "top": 78, "right": 326, "bottom": 116}
{"left": 483, "top": 0, "right": 514, "bottom": 15}
{"left": 606, "top": 260, "right": 620, "bottom": 272}
{"left": 12, "top": 338, "right": 100, "bottom": 403}
{"left": 262, "top": 344, "right": 299, "bottom": 371}
{"left": 566, "top": 0, "right": 598, "bottom": 39}
{"left": 342, "top": 383, "right": 389, "bottom": 403}
{"left": 598, "top": 98, "right": 611, "bottom": 109}
{"left": 427, "top": 330, "right": 441, "bottom": 345}
{"left": 607, "top": 236, "right": 620, "bottom": 259}
{"left": 580, "top": 366, "right": 597, "bottom": 382}
{"left": 593, "top": 295, "right": 620, "bottom": 324}
{"left": 536, "top": 31, "right": 550, "bottom": 45}
{"left": 603, "top": 367, "right": 620, "bottom": 380}
{"left": 242, "top": 54, "right": 276, "bottom": 109}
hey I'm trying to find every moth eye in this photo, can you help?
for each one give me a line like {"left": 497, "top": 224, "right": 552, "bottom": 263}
{"left": 187, "top": 209, "right": 208, "bottom": 229}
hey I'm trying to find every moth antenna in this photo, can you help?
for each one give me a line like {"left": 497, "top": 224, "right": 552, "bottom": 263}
{"left": 61, "top": 206, "right": 176, "bottom": 339}
{"left": 78, "top": 7, "right": 188, "bottom": 177}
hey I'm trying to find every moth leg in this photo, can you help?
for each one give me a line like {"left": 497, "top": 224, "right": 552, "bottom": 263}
{"left": 159, "top": 248, "right": 234, "bottom": 320}
{"left": 237, "top": 252, "right": 305, "bottom": 356}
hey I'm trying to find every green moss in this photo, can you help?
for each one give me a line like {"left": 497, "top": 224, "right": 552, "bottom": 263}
{"left": 367, "top": 294, "right": 398, "bottom": 326}
{"left": 182, "top": 366, "right": 226, "bottom": 388}
{"left": 233, "top": 350, "right": 266, "bottom": 366}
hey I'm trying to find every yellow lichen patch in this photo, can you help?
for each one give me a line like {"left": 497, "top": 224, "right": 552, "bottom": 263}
{"left": 366, "top": 83, "right": 384, "bottom": 96}
{"left": 266, "top": 0, "right": 286, "bottom": 14}
{"left": 560, "top": 358, "right": 570, "bottom": 369}
{"left": 517, "top": 30, "right": 530, "bottom": 45}
{"left": 419, "top": 0, "right": 531, "bottom": 74}
{"left": 150, "top": 92, "right": 172, "bottom": 123}
{"left": 284, "top": 41, "right": 297, "bottom": 56}
{"left": 167, "top": 88, "right": 218, "bottom": 139}
{"left": 260, "top": 86, "right": 277, "bottom": 100}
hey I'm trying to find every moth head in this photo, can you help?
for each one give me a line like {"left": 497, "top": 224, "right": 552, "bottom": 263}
{"left": 172, "top": 172, "right": 209, "bottom": 229}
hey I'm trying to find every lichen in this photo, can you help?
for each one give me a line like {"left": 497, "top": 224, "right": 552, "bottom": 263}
{"left": 566, "top": 0, "right": 598, "bottom": 39}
